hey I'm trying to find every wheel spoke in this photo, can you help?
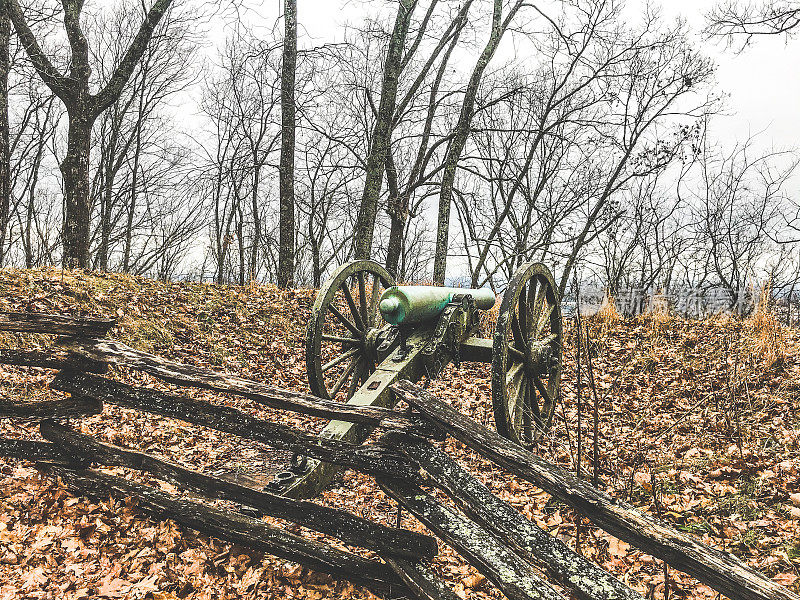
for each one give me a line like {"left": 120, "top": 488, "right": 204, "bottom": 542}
{"left": 331, "top": 357, "right": 359, "bottom": 396}
{"left": 514, "top": 377, "right": 529, "bottom": 433}
{"left": 529, "top": 280, "right": 546, "bottom": 337}
{"left": 518, "top": 284, "right": 528, "bottom": 334}
{"left": 511, "top": 283, "right": 530, "bottom": 349}
{"left": 342, "top": 282, "right": 365, "bottom": 332}
{"left": 526, "top": 372, "right": 542, "bottom": 420}
{"left": 530, "top": 374, "right": 551, "bottom": 420}
{"left": 328, "top": 304, "right": 362, "bottom": 337}
{"left": 508, "top": 343, "right": 525, "bottom": 360}
{"left": 506, "top": 362, "right": 525, "bottom": 426}
{"left": 346, "top": 358, "right": 365, "bottom": 399}
{"left": 538, "top": 332, "right": 558, "bottom": 347}
{"left": 511, "top": 312, "right": 526, "bottom": 350}
{"left": 322, "top": 334, "right": 360, "bottom": 345}
{"left": 321, "top": 346, "right": 360, "bottom": 372}
{"left": 357, "top": 271, "right": 368, "bottom": 329}
{"left": 505, "top": 361, "right": 525, "bottom": 391}
{"left": 369, "top": 274, "right": 381, "bottom": 327}
{"left": 536, "top": 302, "right": 554, "bottom": 336}
{"left": 521, "top": 382, "right": 533, "bottom": 444}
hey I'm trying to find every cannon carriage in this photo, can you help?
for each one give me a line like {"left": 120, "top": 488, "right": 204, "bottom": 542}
{"left": 278, "top": 259, "right": 563, "bottom": 498}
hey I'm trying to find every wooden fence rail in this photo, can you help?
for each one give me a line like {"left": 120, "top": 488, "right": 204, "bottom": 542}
{"left": 381, "top": 430, "right": 641, "bottom": 600}
{"left": 49, "top": 371, "right": 421, "bottom": 482}
{"left": 0, "top": 396, "right": 102, "bottom": 419}
{"left": 392, "top": 379, "right": 799, "bottom": 600}
{"left": 39, "top": 419, "right": 437, "bottom": 561}
{"left": 61, "top": 338, "right": 425, "bottom": 428}
{"left": 0, "top": 311, "right": 115, "bottom": 336}
{"left": 40, "top": 463, "right": 409, "bottom": 595}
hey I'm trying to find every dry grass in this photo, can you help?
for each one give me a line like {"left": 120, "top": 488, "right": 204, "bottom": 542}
{"left": 742, "top": 286, "right": 788, "bottom": 371}
{"left": 585, "top": 294, "right": 621, "bottom": 339}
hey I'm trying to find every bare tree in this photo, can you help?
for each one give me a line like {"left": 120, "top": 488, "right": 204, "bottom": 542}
{"left": 86, "top": 5, "right": 196, "bottom": 272}
{"left": 6, "top": 0, "right": 176, "bottom": 268}
{"left": 556, "top": 12, "right": 714, "bottom": 294}
{"left": 351, "top": 0, "right": 415, "bottom": 260}
{"left": 0, "top": 1, "right": 9, "bottom": 265}
{"left": 199, "top": 29, "right": 284, "bottom": 284}
{"left": 8, "top": 85, "right": 62, "bottom": 267}
{"left": 384, "top": 0, "right": 474, "bottom": 278}
{"left": 278, "top": 0, "right": 296, "bottom": 287}
{"left": 706, "top": 1, "right": 800, "bottom": 43}
{"left": 432, "top": 0, "right": 523, "bottom": 284}
{"left": 682, "top": 124, "right": 799, "bottom": 305}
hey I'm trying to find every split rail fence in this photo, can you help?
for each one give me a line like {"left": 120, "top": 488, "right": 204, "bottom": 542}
{"left": 0, "top": 310, "right": 796, "bottom": 600}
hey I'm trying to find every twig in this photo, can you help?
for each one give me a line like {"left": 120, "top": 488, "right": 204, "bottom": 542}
{"left": 584, "top": 322, "right": 600, "bottom": 488}
{"left": 574, "top": 277, "right": 583, "bottom": 554}
{"left": 651, "top": 396, "right": 706, "bottom": 443}
{"left": 650, "top": 470, "right": 671, "bottom": 600}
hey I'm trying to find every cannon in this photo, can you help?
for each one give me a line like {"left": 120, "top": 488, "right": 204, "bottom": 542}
{"left": 280, "top": 259, "right": 562, "bottom": 498}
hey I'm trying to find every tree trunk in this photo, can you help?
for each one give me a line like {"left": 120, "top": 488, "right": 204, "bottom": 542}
{"left": 236, "top": 199, "right": 245, "bottom": 285}
{"left": 250, "top": 162, "right": 261, "bottom": 281}
{"left": 385, "top": 202, "right": 407, "bottom": 280}
{"left": 122, "top": 138, "right": 142, "bottom": 272}
{"left": 277, "top": 0, "right": 297, "bottom": 288}
{"left": 384, "top": 150, "right": 406, "bottom": 278}
{"left": 60, "top": 112, "right": 93, "bottom": 269}
{"left": 351, "top": 0, "right": 413, "bottom": 260}
{"left": 97, "top": 156, "right": 114, "bottom": 271}
{"left": 0, "top": 6, "right": 9, "bottom": 267}
{"left": 432, "top": 0, "right": 521, "bottom": 284}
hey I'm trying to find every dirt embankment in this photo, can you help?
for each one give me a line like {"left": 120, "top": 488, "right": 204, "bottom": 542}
{"left": 0, "top": 268, "right": 798, "bottom": 600}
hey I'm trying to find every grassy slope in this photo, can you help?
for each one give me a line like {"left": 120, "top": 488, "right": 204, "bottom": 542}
{"left": 0, "top": 268, "right": 798, "bottom": 600}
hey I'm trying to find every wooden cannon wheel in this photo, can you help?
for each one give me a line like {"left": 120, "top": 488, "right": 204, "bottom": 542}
{"left": 492, "top": 263, "right": 562, "bottom": 447}
{"left": 306, "top": 260, "right": 396, "bottom": 401}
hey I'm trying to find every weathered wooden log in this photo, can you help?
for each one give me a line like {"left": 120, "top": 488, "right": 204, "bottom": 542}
{"left": 0, "top": 438, "right": 68, "bottom": 461}
{"left": 382, "top": 431, "right": 640, "bottom": 600}
{"left": 40, "top": 420, "right": 437, "bottom": 561}
{"left": 59, "top": 339, "right": 430, "bottom": 430}
{"left": 378, "top": 477, "right": 566, "bottom": 600}
{"left": 0, "top": 312, "right": 115, "bottom": 336}
{"left": 0, "top": 396, "right": 102, "bottom": 420}
{"left": 392, "top": 380, "right": 800, "bottom": 600}
{"left": 40, "top": 464, "right": 407, "bottom": 593}
{"left": 383, "top": 556, "right": 461, "bottom": 600}
{"left": 50, "top": 371, "right": 419, "bottom": 482}
{"left": 0, "top": 348, "right": 107, "bottom": 372}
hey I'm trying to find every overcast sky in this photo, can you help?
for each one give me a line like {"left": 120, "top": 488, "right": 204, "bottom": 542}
{"left": 663, "top": 0, "right": 800, "bottom": 151}
{"left": 245, "top": 0, "right": 799, "bottom": 153}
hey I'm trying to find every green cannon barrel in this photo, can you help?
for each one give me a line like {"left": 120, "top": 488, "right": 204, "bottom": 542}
{"left": 378, "top": 286, "right": 496, "bottom": 326}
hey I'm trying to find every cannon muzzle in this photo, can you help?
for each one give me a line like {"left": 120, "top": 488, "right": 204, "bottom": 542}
{"left": 379, "top": 286, "right": 496, "bottom": 325}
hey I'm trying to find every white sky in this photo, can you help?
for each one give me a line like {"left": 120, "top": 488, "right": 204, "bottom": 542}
{"left": 662, "top": 0, "right": 800, "bottom": 152}
{"left": 259, "top": 0, "right": 800, "bottom": 154}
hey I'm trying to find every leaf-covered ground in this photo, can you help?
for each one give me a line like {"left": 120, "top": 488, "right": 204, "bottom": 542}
{"left": 0, "top": 268, "right": 798, "bottom": 600}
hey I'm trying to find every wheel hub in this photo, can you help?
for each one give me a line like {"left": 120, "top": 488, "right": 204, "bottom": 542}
{"left": 526, "top": 339, "right": 552, "bottom": 374}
